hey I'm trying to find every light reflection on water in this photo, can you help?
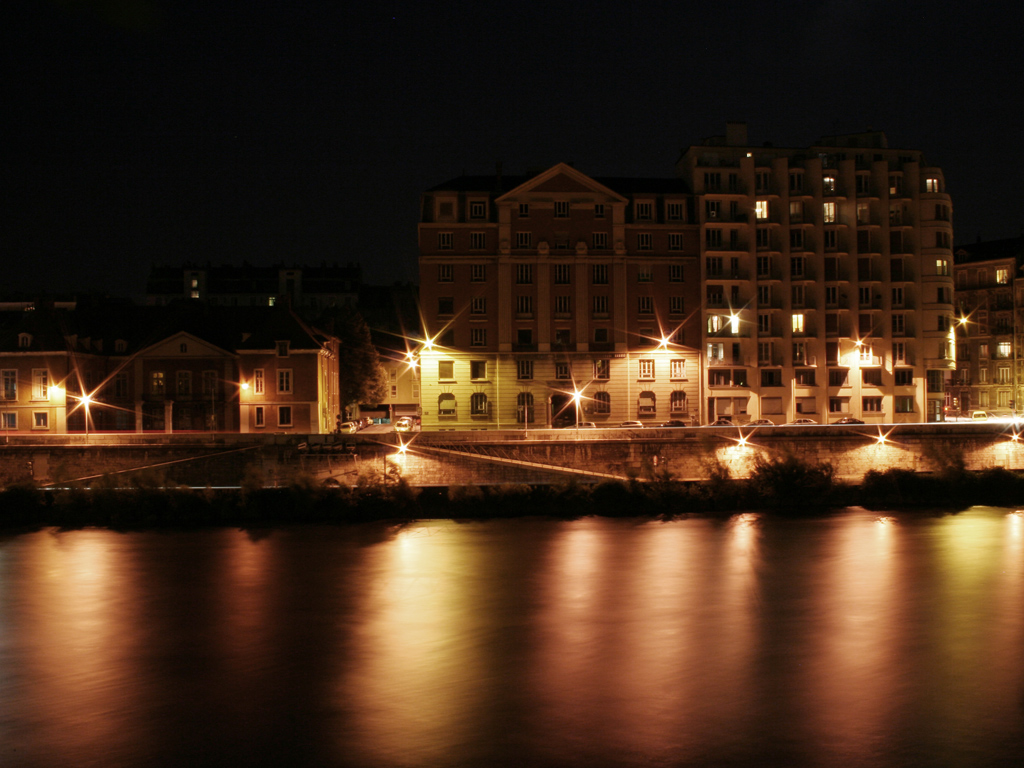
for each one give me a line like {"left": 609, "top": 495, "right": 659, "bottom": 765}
{"left": 0, "top": 509, "right": 1022, "bottom": 767}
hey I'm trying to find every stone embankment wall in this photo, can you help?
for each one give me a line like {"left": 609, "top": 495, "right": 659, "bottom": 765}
{"left": 1, "top": 425, "right": 1022, "bottom": 489}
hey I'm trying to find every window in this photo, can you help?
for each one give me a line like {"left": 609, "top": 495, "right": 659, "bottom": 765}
{"left": 517, "top": 232, "right": 532, "bottom": 248}
{"left": 634, "top": 265, "right": 653, "bottom": 283}
{"left": 793, "top": 341, "right": 807, "bottom": 365}
{"left": 592, "top": 232, "right": 608, "bottom": 249}
{"left": 669, "top": 264, "right": 685, "bottom": 282}
{"left": 470, "top": 361, "right": 487, "bottom": 380}
{"left": 667, "top": 202, "right": 683, "bottom": 220}
{"left": 555, "top": 295, "right": 571, "bottom": 315}
{"left": 996, "top": 268, "right": 1010, "bottom": 284}
{"left": 635, "top": 201, "right": 652, "bottom": 220}
{"left": 466, "top": 264, "right": 485, "bottom": 283}
{"left": 892, "top": 315, "right": 905, "bottom": 335}
{"left": 638, "top": 391, "right": 657, "bottom": 415}
{"left": 277, "top": 369, "right": 292, "bottom": 393}
{"left": 789, "top": 201, "right": 803, "bottom": 223}
{"left": 517, "top": 360, "right": 533, "bottom": 380}
{"left": 792, "top": 313, "right": 805, "bottom": 334}
{"left": 433, "top": 393, "right": 456, "bottom": 418}
{"left": 755, "top": 200, "right": 769, "bottom": 221}
{"left": 593, "top": 391, "right": 611, "bottom": 414}
{"left": 936, "top": 231, "right": 950, "bottom": 248}
{"left": 925, "top": 178, "right": 940, "bottom": 193}
{"left": 176, "top": 371, "right": 192, "bottom": 396}
{"left": 33, "top": 411, "right": 49, "bottom": 430}
{"left": 790, "top": 172, "right": 803, "bottom": 192}
{"left": 470, "top": 328, "right": 486, "bottom": 347}
{"left": 856, "top": 174, "right": 870, "bottom": 195}
{"left": 822, "top": 175, "right": 836, "bottom": 195}
{"left": 755, "top": 313, "right": 769, "bottom": 335}
{"left": 892, "top": 287, "right": 904, "bottom": 307}
{"left": 554, "top": 264, "right": 572, "bottom": 284}
{"left": 979, "top": 367, "right": 989, "bottom": 384}
{"left": 707, "top": 286, "right": 725, "bottom": 308}
{"left": 1, "top": 370, "right": 15, "bottom": 401}
{"left": 889, "top": 174, "right": 902, "bottom": 195}
{"left": 829, "top": 397, "right": 850, "bottom": 414}
{"left": 823, "top": 201, "right": 836, "bottom": 223}
{"left": 555, "top": 362, "right": 571, "bottom": 380}
{"left": 670, "top": 296, "right": 685, "bottom": 315}
{"left": 438, "top": 232, "right": 453, "bottom": 250}
{"left": 470, "top": 232, "right": 486, "bottom": 250}
{"left": 895, "top": 369, "right": 912, "bottom": 386}
{"left": 516, "top": 329, "right": 533, "bottom": 347}
{"left": 253, "top": 406, "right": 264, "bottom": 427}
{"left": 592, "top": 264, "right": 608, "bottom": 284}
{"left": 470, "top": 297, "right": 486, "bottom": 315}
{"left": 761, "top": 369, "right": 782, "bottom": 387}
{"left": 438, "top": 360, "right": 454, "bottom": 380}
{"left": 438, "top": 264, "right": 453, "bottom": 282}
{"left": 667, "top": 359, "right": 687, "bottom": 380}
{"left": 29, "top": 369, "right": 49, "bottom": 400}
{"left": 999, "top": 341, "right": 1012, "bottom": 358}
{"left": 707, "top": 342, "right": 725, "bottom": 362}
{"left": 470, "top": 392, "right": 489, "bottom": 415}
{"left": 516, "top": 264, "right": 533, "bottom": 284}
{"left": 554, "top": 201, "right": 569, "bottom": 218}
{"left": 469, "top": 200, "right": 485, "bottom": 219}
{"left": 2, "top": 412, "right": 16, "bottom": 430}
{"left": 863, "top": 368, "right": 882, "bottom": 386}
{"left": 516, "top": 295, "right": 533, "bottom": 315}
{"left": 790, "top": 230, "right": 805, "bottom": 250}
{"left": 704, "top": 172, "right": 721, "bottom": 191}
{"left": 587, "top": 359, "right": 608, "bottom": 381}
{"left": 829, "top": 369, "right": 849, "bottom": 387}
{"left": 796, "top": 368, "right": 816, "bottom": 386}
{"left": 638, "top": 296, "right": 654, "bottom": 315}
{"left": 593, "top": 203, "right": 605, "bottom": 218}
{"left": 826, "top": 286, "right": 839, "bottom": 306}
{"left": 639, "top": 359, "right": 654, "bottom": 379}
{"left": 895, "top": 396, "right": 915, "bottom": 413}
{"left": 518, "top": 203, "right": 529, "bottom": 218}
{"left": 705, "top": 229, "right": 723, "bottom": 248}
{"left": 670, "top": 390, "right": 687, "bottom": 413}
{"left": 594, "top": 328, "right": 609, "bottom": 343}
{"left": 277, "top": 406, "right": 292, "bottom": 427}
{"left": 792, "top": 285, "right": 805, "bottom": 308}
{"left": 863, "top": 397, "right": 883, "bottom": 413}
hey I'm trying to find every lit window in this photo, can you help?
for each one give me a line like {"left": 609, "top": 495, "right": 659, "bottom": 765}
{"left": 925, "top": 178, "right": 940, "bottom": 193}
{"left": 823, "top": 201, "right": 836, "bottom": 223}
{"left": 823, "top": 175, "right": 836, "bottom": 195}
{"left": 755, "top": 200, "right": 769, "bottom": 220}
{"left": 935, "top": 259, "right": 949, "bottom": 276}
{"left": 792, "top": 314, "right": 805, "bottom": 333}
{"left": 996, "top": 268, "right": 1010, "bottom": 284}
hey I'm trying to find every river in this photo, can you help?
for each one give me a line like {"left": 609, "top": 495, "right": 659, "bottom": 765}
{"left": 1, "top": 508, "right": 1022, "bottom": 767}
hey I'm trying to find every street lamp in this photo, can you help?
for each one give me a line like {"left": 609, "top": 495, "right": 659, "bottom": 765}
{"left": 79, "top": 392, "right": 93, "bottom": 441}
{"left": 572, "top": 388, "right": 583, "bottom": 434}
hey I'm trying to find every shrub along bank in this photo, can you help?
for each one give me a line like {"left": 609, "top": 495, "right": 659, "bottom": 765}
{"left": 1, "top": 459, "right": 1021, "bottom": 530}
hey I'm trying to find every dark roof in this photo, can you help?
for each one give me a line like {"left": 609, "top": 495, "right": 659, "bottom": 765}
{"left": 427, "top": 173, "right": 690, "bottom": 196}
{"left": 953, "top": 236, "right": 1024, "bottom": 265}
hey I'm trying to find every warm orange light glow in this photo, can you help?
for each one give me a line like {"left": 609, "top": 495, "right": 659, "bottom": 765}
{"left": 48, "top": 385, "right": 64, "bottom": 400}
{"left": 241, "top": 381, "right": 249, "bottom": 390}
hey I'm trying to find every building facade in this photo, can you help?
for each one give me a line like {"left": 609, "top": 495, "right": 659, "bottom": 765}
{"left": 417, "top": 125, "right": 956, "bottom": 429}
{"left": 951, "top": 237, "right": 1024, "bottom": 416}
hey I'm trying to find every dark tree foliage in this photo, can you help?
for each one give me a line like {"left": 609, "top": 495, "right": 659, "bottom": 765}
{"left": 313, "top": 307, "right": 387, "bottom": 408}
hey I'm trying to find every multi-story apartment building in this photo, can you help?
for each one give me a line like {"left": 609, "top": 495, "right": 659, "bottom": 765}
{"left": 952, "top": 237, "right": 1024, "bottom": 416}
{"left": 418, "top": 126, "right": 955, "bottom": 429}
{"left": 418, "top": 163, "right": 702, "bottom": 429}
{"left": 677, "top": 123, "right": 956, "bottom": 424}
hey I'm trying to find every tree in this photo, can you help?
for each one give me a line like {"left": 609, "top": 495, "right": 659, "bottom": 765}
{"left": 314, "top": 307, "right": 387, "bottom": 409}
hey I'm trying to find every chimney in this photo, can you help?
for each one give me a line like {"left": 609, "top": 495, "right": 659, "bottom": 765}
{"left": 726, "top": 122, "right": 748, "bottom": 147}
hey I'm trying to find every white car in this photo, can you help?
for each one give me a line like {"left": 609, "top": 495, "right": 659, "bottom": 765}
{"left": 394, "top": 417, "right": 414, "bottom": 432}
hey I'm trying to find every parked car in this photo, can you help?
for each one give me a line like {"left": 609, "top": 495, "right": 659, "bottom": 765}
{"left": 394, "top": 417, "right": 413, "bottom": 432}
{"left": 832, "top": 416, "right": 865, "bottom": 424}
{"left": 338, "top": 421, "right": 358, "bottom": 434}
{"left": 787, "top": 418, "right": 817, "bottom": 425}
{"left": 659, "top": 420, "right": 688, "bottom": 428}
{"left": 708, "top": 418, "right": 734, "bottom": 426}
{"left": 618, "top": 420, "right": 644, "bottom": 428}
{"left": 971, "top": 410, "right": 989, "bottom": 421}
{"left": 748, "top": 418, "right": 774, "bottom": 426}
{"left": 578, "top": 421, "right": 597, "bottom": 428}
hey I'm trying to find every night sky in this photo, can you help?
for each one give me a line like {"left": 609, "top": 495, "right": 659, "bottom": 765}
{"left": 4, "top": 0, "right": 1022, "bottom": 298}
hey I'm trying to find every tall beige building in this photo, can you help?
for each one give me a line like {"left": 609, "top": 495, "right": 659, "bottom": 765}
{"left": 677, "top": 123, "right": 955, "bottom": 424}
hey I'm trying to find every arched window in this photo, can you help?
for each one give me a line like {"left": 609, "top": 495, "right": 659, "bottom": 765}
{"left": 670, "top": 390, "right": 687, "bottom": 413}
{"left": 470, "top": 392, "right": 488, "bottom": 416}
{"left": 638, "top": 391, "right": 656, "bottom": 415}
{"left": 593, "top": 391, "right": 611, "bottom": 414}
{"left": 18, "top": 333, "right": 32, "bottom": 349}
{"left": 438, "top": 393, "right": 456, "bottom": 416}
{"left": 516, "top": 391, "right": 534, "bottom": 423}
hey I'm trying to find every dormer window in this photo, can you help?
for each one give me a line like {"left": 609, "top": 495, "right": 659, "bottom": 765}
{"left": 276, "top": 341, "right": 290, "bottom": 357}
{"left": 18, "top": 334, "right": 31, "bottom": 348}
{"left": 469, "top": 200, "right": 486, "bottom": 219}
{"left": 115, "top": 339, "right": 127, "bottom": 353}
{"left": 180, "top": 343, "right": 188, "bottom": 353}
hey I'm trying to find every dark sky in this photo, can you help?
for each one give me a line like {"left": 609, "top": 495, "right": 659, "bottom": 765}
{"left": 4, "top": 0, "right": 1022, "bottom": 298}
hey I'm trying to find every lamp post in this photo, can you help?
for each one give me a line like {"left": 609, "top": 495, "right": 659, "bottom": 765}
{"left": 80, "top": 393, "right": 92, "bottom": 442}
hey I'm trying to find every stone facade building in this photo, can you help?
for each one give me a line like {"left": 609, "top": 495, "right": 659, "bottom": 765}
{"left": 418, "top": 125, "right": 956, "bottom": 429}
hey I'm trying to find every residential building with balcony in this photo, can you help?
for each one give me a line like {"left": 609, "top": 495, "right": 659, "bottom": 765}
{"left": 951, "top": 236, "right": 1024, "bottom": 415}
{"left": 677, "top": 123, "right": 955, "bottom": 423}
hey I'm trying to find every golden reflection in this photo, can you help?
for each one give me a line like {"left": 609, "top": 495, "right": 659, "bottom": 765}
{"left": 15, "top": 531, "right": 139, "bottom": 762}
{"left": 342, "top": 521, "right": 485, "bottom": 766}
